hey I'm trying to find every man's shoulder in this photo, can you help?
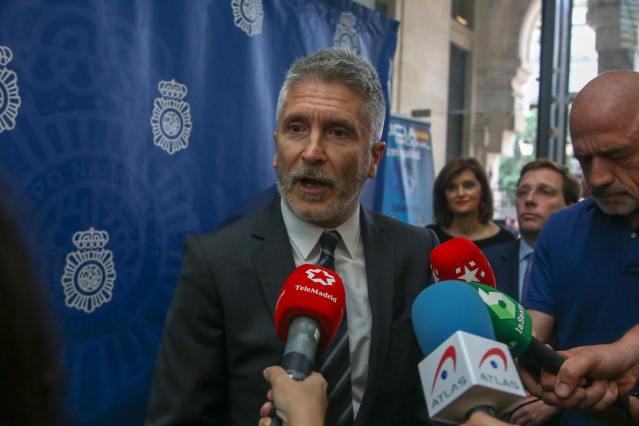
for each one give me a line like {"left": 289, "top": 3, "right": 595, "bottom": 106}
{"left": 482, "top": 239, "right": 519, "bottom": 258}
{"left": 363, "top": 208, "right": 437, "bottom": 242}
{"left": 544, "top": 197, "right": 594, "bottom": 229}
{"left": 536, "top": 198, "right": 596, "bottom": 252}
{"left": 191, "top": 198, "right": 281, "bottom": 246}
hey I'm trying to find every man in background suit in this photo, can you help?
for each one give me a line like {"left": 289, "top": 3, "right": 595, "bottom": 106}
{"left": 146, "top": 48, "right": 438, "bottom": 425}
{"left": 483, "top": 158, "right": 580, "bottom": 424}
{"left": 484, "top": 158, "right": 580, "bottom": 302}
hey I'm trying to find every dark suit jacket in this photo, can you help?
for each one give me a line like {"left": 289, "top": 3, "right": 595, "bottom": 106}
{"left": 482, "top": 239, "right": 521, "bottom": 302}
{"left": 146, "top": 197, "right": 439, "bottom": 425}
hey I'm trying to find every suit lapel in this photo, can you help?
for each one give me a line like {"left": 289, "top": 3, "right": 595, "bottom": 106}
{"left": 357, "top": 209, "right": 394, "bottom": 419}
{"left": 498, "top": 240, "right": 521, "bottom": 301}
{"left": 250, "top": 197, "right": 296, "bottom": 319}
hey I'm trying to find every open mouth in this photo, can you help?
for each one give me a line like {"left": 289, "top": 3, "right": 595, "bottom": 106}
{"left": 300, "top": 177, "right": 328, "bottom": 187}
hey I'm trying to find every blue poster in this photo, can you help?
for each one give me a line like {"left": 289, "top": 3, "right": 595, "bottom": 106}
{"left": 0, "top": 0, "right": 398, "bottom": 423}
{"left": 381, "top": 115, "right": 435, "bottom": 227}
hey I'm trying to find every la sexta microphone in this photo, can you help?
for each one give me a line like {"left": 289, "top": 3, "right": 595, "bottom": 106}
{"left": 460, "top": 282, "right": 639, "bottom": 414}
{"left": 274, "top": 264, "right": 346, "bottom": 380}
{"left": 430, "top": 237, "right": 496, "bottom": 288}
{"left": 465, "top": 282, "right": 570, "bottom": 374}
{"left": 411, "top": 281, "right": 525, "bottom": 423}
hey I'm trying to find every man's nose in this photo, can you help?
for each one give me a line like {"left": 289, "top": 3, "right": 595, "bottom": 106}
{"left": 524, "top": 189, "right": 538, "bottom": 204}
{"left": 301, "top": 131, "right": 326, "bottom": 164}
{"left": 588, "top": 156, "right": 614, "bottom": 188}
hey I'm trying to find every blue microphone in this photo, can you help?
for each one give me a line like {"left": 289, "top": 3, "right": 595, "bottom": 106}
{"left": 411, "top": 280, "right": 496, "bottom": 354}
{"left": 411, "top": 281, "right": 525, "bottom": 423}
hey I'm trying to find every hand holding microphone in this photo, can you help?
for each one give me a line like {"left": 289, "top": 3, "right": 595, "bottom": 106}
{"left": 267, "top": 264, "right": 345, "bottom": 425}
{"left": 428, "top": 240, "right": 634, "bottom": 420}
{"left": 259, "top": 366, "right": 327, "bottom": 426}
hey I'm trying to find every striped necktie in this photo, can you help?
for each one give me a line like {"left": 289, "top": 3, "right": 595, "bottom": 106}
{"left": 315, "top": 230, "right": 353, "bottom": 426}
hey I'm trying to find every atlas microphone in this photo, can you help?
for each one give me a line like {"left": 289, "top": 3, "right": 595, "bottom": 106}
{"left": 411, "top": 281, "right": 525, "bottom": 423}
{"left": 274, "top": 264, "right": 345, "bottom": 380}
{"left": 430, "top": 237, "right": 496, "bottom": 288}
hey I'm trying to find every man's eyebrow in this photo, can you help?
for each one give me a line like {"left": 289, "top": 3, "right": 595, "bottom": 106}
{"left": 281, "top": 113, "right": 305, "bottom": 124}
{"left": 577, "top": 146, "right": 631, "bottom": 159}
{"left": 326, "top": 119, "right": 357, "bottom": 131}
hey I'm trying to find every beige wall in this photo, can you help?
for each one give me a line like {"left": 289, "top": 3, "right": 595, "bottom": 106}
{"left": 390, "top": 1, "right": 451, "bottom": 175}
{"left": 384, "top": 0, "right": 538, "bottom": 179}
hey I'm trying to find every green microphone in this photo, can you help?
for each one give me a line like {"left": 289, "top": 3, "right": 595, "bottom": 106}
{"left": 464, "top": 282, "right": 639, "bottom": 417}
{"left": 465, "top": 282, "right": 566, "bottom": 373}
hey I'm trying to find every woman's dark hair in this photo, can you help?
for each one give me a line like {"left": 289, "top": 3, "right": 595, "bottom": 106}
{"left": 0, "top": 197, "right": 63, "bottom": 424}
{"left": 432, "top": 157, "right": 494, "bottom": 227}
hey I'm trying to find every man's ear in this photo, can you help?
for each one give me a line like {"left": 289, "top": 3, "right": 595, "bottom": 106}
{"left": 272, "top": 132, "right": 278, "bottom": 168}
{"left": 368, "top": 142, "right": 386, "bottom": 178}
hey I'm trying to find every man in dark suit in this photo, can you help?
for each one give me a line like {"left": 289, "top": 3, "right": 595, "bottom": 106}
{"left": 146, "top": 48, "right": 438, "bottom": 425}
{"left": 482, "top": 158, "right": 580, "bottom": 424}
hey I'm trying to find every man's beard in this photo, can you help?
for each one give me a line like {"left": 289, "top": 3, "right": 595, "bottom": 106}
{"left": 591, "top": 184, "right": 638, "bottom": 215}
{"left": 276, "top": 162, "right": 369, "bottom": 224}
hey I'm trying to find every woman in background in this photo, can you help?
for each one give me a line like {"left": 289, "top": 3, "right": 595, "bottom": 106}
{"left": 428, "top": 157, "right": 516, "bottom": 249}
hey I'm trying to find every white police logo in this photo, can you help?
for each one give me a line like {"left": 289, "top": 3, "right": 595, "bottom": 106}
{"left": 150, "top": 79, "right": 192, "bottom": 155}
{"left": 333, "top": 12, "right": 359, "bottom": 52}
{"left": 61, "top": 227, "right": 117, "bottom": 313}
{"left": 231, "top": 0, "right": 264, "bottom": 37}
{"left": 0, "top": 45, "right": 21, "bottom": 133}
{"left": 306, "top": 268, "right": 336, "bottom": 286}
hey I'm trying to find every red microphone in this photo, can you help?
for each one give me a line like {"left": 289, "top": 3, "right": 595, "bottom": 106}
{"left": 430, "top": 237, "right": 496, "bottom": 288}
{"left": 274, "top": 264, "right": 346, "bottom": 380}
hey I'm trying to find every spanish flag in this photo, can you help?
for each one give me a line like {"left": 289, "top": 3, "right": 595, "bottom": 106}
{"left": 414, "top": 128, "right": 430, "bottom": 144}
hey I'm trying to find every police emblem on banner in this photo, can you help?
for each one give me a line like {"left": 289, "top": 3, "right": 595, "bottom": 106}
{"left": 231, "top": 0, "right": 263, "bottom": 36}
{"left": 333, "top": 12, "right": 359, "bottom": 53}
{"left": 150, "top": 79, "right": 192, "bottom": 155}
{"left": 61, "top": 227, "right": 116, "bottom": 313}
{"left": 0, "top": 45, "right": 21, "bottom": 133}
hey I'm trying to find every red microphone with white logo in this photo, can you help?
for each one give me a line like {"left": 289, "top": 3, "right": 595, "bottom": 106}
{"left": 274, "top": 264, "right": 346, "bottom": 380}
{"left": 430, "top": 237, "right": 496, "bottom": 288}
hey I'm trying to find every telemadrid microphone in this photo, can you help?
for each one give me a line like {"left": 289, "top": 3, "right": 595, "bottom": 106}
{"left": 270, "top": 264, "right": 346, "bottom": 425}
{"left": 430, "top": 237, "right": 496, "bottom": 288}
{"left": 274, "top": 264, "right": 346, "bottom": 380}
{"left": 411, "top": 281, "right": 525, "bottom": 423}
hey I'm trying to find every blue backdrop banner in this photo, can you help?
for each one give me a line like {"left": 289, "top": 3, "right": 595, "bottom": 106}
{"left": 0, "top": 1, "right": 398, "bottom": 423}
{"left": 381, "top": 115, "right": 435, "bottom": 227}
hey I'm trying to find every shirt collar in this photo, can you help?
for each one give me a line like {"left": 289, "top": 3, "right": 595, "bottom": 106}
{"left": 280, "top": 199, "right": 361, "bottom": 260}
{"left": 519, "top": 238, "right": 534, "bottom": 262}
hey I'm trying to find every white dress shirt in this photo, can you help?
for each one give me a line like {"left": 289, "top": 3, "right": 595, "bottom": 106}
{"left": 280, "top": 200, "right": 371, "bottom": 418}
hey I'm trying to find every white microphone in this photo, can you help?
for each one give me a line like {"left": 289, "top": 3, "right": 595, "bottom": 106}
{"left": 412, "top": 281, "right": 526, "bottom": 423}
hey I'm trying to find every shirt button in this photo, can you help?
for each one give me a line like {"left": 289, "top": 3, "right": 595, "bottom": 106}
{"left": 631, "top": 232, "right": 637, "bottom": 239}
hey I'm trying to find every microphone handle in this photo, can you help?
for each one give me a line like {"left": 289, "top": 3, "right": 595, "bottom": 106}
{"left": 519, "top": 338, "right": 639, "bottom": 411}
{"left": 519, "top": 336, "right": 567, "bottom": 374}
{"left": 271, "top": 316, "right": 321, "bottom": 426}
